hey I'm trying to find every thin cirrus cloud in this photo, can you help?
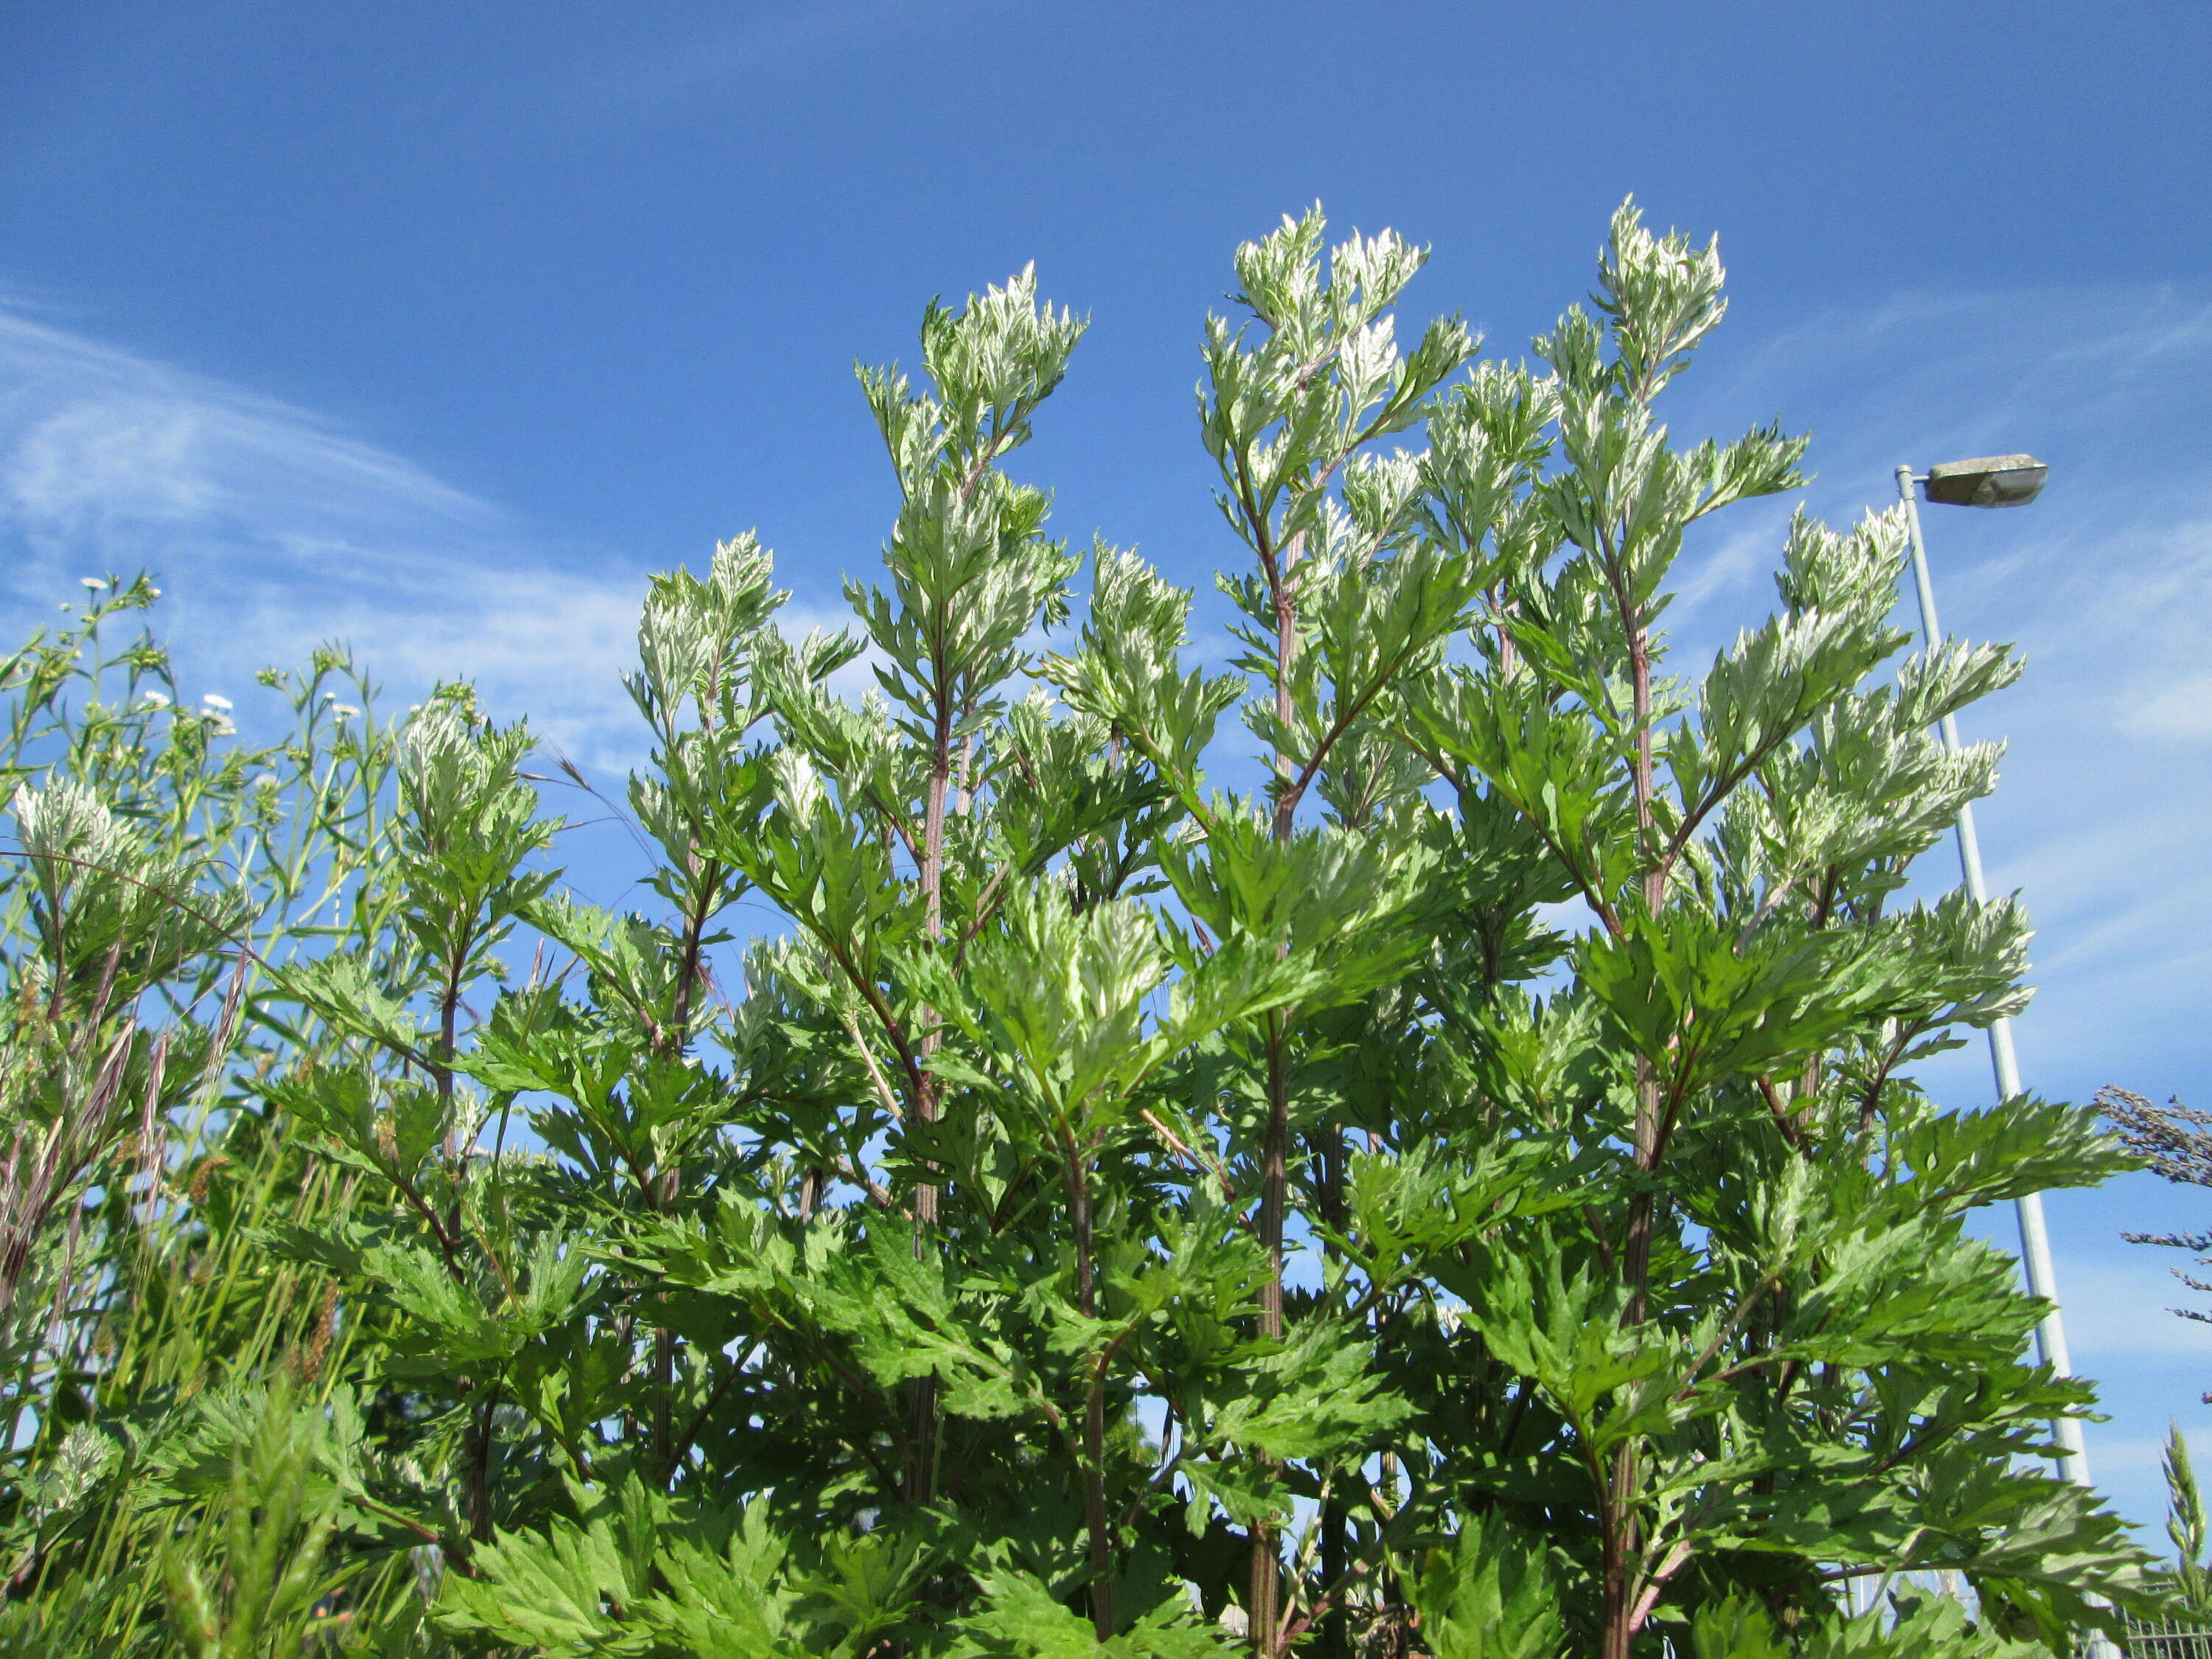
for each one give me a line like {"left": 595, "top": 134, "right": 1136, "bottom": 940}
{"left": 0, "top": 305, "right": 654, "bottom": 770}
{"left": 2124, "top": 673, "right": 2212, "bottom": 744}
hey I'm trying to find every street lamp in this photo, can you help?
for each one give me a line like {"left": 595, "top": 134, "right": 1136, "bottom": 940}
{"left": 1893, "top": 456, "right": 2090, "bottom": 1490}
{"left": 1921, "top": 453, "right": 2050, "bottom": 509}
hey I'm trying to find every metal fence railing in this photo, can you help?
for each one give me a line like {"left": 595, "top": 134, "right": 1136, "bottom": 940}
{"left": 2121, "top": 1617, "right": 2212, "bottom": 1659}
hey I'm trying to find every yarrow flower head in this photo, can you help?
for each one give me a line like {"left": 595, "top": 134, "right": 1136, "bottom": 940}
{"left": 201, "top": 693, "right": 233, "bottom": 712}
{"left": 332, "top": 703, "right": 362, "bottom": 720}
{"left": 79, "top": 577, "right": 107, "bottom": 591}
{"left": 250, "top": 773, "right": 279, "bottom": 791}
{"left": 139, "top": 690, "right": 170, "bottom": 708}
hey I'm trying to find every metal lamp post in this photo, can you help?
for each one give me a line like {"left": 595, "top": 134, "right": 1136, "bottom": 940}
{"left": 1892, "top": 455, "right": 2092, "bottom": 1487}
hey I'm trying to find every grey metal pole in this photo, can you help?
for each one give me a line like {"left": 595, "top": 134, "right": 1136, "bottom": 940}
{"left": 1894, "top": 464, "right": 2091, "bottom": 1486}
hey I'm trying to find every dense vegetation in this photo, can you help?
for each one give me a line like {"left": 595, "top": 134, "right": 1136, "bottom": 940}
{"left": 0, "top": 204, "right": 2160, "bottom": 1656}
{"left": 2101, "top": 1084, "right": 2212, "bottom": 1625}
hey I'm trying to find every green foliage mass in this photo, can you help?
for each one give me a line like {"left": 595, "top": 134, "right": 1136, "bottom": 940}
{"left": 0, "top": 206, "right": 2166, "bottom": 1656}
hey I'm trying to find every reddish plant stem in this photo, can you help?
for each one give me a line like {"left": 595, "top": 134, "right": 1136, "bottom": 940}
{"left": 1599, "top": 489, "right": 1666, "bottom": 1659}
{"left": 905, "top": 667, "right": 953, "bottom": 1508}
{"left": 1065, "top": 1141, "right": 1116, "bottom": 1639}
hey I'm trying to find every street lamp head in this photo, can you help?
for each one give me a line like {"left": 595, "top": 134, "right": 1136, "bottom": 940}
{"left": 1921, "top": 454, "right": 2048, "bottom": 509}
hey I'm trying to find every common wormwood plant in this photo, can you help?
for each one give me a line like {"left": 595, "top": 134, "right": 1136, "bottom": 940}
{"left": 0, "top": 205, "right": 2160, "bottom": 1659}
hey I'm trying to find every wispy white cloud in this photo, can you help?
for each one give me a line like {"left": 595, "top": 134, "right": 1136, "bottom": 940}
{"left": 2121, "top": 672, "right": 2212, "bottom": 744}
{"left": 552, "top": 0, "right": 1020, "bottom": 124}
{"left": 0, "top": 309, "right": 655, "bottom": 770}
{"left": 2090, "top": 1430, "right": 2198, "bottom": 1481}
{"left": 2056, "top": 1259, "right": 2212, "bottom": 1364}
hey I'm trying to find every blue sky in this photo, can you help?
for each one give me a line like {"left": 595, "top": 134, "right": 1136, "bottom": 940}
{"left": 4, "top": 1, "right": 2210, "bottom": 1535}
